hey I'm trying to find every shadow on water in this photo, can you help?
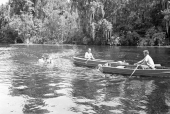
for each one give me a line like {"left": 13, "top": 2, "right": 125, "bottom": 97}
{"left": 71, "top": 73, "right": 170, "bottom": 114}
{"left": 0, "top": 45, "right": 170, "bottom": 114}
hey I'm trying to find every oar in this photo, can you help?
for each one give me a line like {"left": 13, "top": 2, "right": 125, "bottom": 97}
{"left": 130, "top": 65, "right": 139, "bottom": 78}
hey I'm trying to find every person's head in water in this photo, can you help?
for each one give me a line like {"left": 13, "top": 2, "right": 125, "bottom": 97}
{"left": 143, "top": 50, "right": 149, "bottom": 56}
{"left": 88, "top": 48, "right": 91, "bottom": 53}
{"left": 42, "top": 54, "right": 48, "bottom": 60}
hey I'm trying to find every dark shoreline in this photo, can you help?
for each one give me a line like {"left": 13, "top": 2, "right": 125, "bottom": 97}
{"left": 7, "top": 43, "right": 170, "bottom": 48}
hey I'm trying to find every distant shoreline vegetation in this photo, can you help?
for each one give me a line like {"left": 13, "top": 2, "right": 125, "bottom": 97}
{"left": 0, "top": 0, "right": 170, "bottom": 46}
{"left": 9, "top": 43, "right": 170, "bottom": 48}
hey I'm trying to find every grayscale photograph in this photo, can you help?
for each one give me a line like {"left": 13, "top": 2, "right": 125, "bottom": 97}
{"left": 0, "top": 0, "right": 170, "bottom": 114}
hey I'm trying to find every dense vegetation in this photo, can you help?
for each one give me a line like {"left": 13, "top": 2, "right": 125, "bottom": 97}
{"left": 0, "top": 0, "right": 170, "bottom": 46}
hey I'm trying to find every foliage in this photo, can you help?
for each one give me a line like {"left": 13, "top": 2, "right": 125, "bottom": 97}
{"left": 108, "top": 35, "right": 120, "bottom": 46}
{"left": 0, "top": 4, "right": 13, "bottom": 43}
{"left": 119, "top": 31, "right": 140, "bottom": 46}
{"left": 71, "top": 0, "right": 113, "bottom": 45}
{"left": 0, "top": 0, "right": 79, "bottom": 44}
{"left": 0, "top": 0, "right": 169, "bottom": 45}
{"left": 9, "top": 14, "right": 34, "bottom": 43}
{"left": 138, "top": 27, "right": 166, "bottom": 46}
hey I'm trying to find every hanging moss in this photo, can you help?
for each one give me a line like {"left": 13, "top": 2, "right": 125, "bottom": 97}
{"left": 71, "top": 0, "right": 112, "bottom": 44}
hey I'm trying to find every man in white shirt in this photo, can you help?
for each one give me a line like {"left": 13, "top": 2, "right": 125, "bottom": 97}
{"left": 85, "top": 48, "right": 95, "bottom": 60}
{"left": 134, "top": 50, "right": 155, "bottom": 69}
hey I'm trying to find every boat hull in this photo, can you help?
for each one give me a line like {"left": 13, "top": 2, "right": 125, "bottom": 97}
{"left": 101, "top": 66, "right": 170, "bottom": 77}
{"left": 73, "top": 57, "right": 128, "bottom": 67}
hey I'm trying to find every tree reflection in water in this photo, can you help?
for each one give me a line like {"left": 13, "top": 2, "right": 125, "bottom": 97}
{"left": 146, "top": 79, "right": 170, "bottom": 114}
{"left": 72, "top": 75, "right": 170, "bottom": 114}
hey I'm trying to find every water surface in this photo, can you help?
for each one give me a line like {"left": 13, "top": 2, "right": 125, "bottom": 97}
{"left": 0, "top": 44, "right": 170, "bottom": 114}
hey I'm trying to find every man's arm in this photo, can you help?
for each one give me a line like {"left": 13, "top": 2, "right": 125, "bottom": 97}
{"left": 85, "top": 52, "right": 88, "bottom": 59}
{"left": 137, "top": 59, "right": 144, "bottom": 64}
{"left": 134, "top": 58, "right": 145, "bottom": 65}
{"left": 91, "top": 54, "right": 95, "bottom": 59}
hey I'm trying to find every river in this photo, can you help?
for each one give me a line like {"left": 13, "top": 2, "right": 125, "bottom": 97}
{"left": 0, "top": 44, "right": 170, "bottom": 114}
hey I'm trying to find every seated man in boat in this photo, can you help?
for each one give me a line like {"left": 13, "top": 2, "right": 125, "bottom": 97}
{"left": 134, "top": 50, "right": 155, "bottom": 69}
{"left": 85, "top": 48, "right": 95, "bottom": 60}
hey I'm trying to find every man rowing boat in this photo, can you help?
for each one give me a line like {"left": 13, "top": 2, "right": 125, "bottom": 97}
{"left": 85, "top": 48, "right": 95, "bottom": 60}
{"left": 134, "top": 50, "right": 155, "bottom": 69}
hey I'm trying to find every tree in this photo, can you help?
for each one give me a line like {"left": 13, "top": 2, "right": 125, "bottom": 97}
{"left": 0, "top": 0, "right": 169, "bottom": 45}
{"left": 71, "top": 0, "right": 113, "bottom": 45}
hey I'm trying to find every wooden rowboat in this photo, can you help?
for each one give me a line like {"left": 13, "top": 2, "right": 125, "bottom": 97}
{"left": 73, "top": 56, "right": 129, "bottom": 67}
{"left": 99, "top": 65, "right": 170, "bottom": 77}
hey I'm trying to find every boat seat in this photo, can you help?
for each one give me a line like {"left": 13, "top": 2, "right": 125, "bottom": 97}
{"left": 116, "top": 66, "right": 125, "bottom": 68}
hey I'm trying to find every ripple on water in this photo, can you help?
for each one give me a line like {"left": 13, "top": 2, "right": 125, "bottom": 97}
{"left": 77, "top": 105, "right": 96, "bottom": 114}
{"left": 96, "top": 97, "right": 122, "bottom": 107}
{"left": 54, "top": 88, "right": 73, "bottom": 96}
{"left": 109, "top": 110, "right": 123, "bottom": 114}
{"left": 43, "top": 93, "right": 58, "bottom": 98}
{"left": 75, "top": 97, "right": 95, "bottom": 104}
{"left": 13, "top": 85, "right": 28, "bottom": 90}
{"left": 48, "top": 83, "right": 58, "bottom": 87}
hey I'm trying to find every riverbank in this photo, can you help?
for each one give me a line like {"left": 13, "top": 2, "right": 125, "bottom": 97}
{"left": 9, "top": 43, "right": 170, "bottom": 48}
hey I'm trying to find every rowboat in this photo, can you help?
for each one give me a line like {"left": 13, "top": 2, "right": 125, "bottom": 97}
{"left": 99, "top": 65, "right": 170, "bottom": 77}
{"left": 73, "top": 56, "right": 129, "bottom": 67}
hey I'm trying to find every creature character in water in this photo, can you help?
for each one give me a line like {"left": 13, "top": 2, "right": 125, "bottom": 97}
{"left": 39, "top": 54, "right": 52, "bottom": 64}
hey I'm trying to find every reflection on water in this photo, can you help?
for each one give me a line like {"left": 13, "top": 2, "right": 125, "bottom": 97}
{"left": 0, "top": 45, "right": 170, "bottom": 114}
